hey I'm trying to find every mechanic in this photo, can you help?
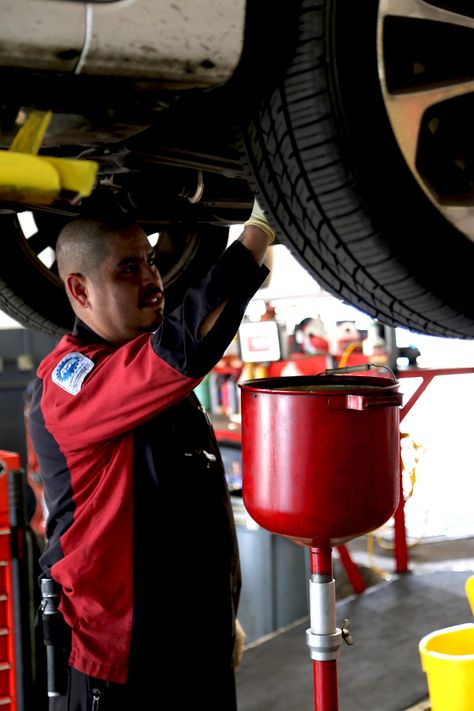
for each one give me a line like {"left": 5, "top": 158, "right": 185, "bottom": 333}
{"left": 28, "top": 199, "right": 275, "bottom": 710}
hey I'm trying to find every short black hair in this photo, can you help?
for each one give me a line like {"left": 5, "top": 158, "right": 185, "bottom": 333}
{"left": 56, "top": 214, "right": 137, "bottom": 283}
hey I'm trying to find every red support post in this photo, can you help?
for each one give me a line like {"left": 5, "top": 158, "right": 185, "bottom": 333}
{"left": 313, "top": 660, "right": 339, "bottom": 711}
{"left": 309, "top": 547, "right": 340, "bottom": 711}
{"left": 394, "top": 367, "right": 474, "bottom": 573}
{"left": 336, "top": 545, "right": 366, "bottom": 593}
{"left": 393, "top": 449, "right": 409, "bottom": 574}
{"left": 310, "top": 546, "right": 333, "bottom": 577}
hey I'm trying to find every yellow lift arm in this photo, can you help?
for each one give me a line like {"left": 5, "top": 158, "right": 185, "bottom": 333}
{"left": 0, "top": 110, "right": 98, "bottom": 205}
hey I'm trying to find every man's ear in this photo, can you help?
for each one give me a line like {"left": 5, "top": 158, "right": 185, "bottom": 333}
{"left": 65, "top": 273, "right": 90, "bottom": 309}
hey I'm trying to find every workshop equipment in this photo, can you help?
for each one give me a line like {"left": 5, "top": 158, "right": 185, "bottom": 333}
{"left": 0, "top": 449, "right": 44, "bottom": 711}
{"left": 240, "top": 366, "right": 402, "bottom": 710}
{"left": 0, "top": 450, "right": 22, "bottom": 711}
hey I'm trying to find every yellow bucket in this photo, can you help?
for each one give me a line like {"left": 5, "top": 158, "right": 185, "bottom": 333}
{"left": 419, "top": 622, "right": 474, "bottom": 711}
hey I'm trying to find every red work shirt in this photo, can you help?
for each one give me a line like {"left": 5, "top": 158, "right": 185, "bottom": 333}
{"left": 29, "top": 241, "right": 268, "bottom": 683}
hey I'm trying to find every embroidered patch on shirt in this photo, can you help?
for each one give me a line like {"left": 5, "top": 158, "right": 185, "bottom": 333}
{"left": 52, "top": 352, "right": 95, "bottom": 395}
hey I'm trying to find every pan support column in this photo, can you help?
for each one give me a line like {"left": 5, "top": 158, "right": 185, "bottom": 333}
{"left": 306, "top": 547, "right": 342, "bottom": 711}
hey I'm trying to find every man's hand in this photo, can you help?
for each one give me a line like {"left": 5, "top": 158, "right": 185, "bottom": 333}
{"left": 244, "top": 197, "right": 276, "bottom": 244}
{"left": 240, "top": 196, "right": 275, "bottom": 266}
{"left": 233, "top": 618, "right": 246, "bottom": 670}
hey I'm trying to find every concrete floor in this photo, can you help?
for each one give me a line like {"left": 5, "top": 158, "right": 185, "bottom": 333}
{"left": 344, "top": 535, "right": 474, "bottom": 711}
{"left": 238, "top": 536, "right": 474, "bottom": 711}
{"left": 237, "top": 569, "right": 471, "bottom": 711}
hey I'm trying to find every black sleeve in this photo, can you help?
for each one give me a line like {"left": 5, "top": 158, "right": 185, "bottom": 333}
{"left": 152, "top": 240, "right": 269, "bottom": 377}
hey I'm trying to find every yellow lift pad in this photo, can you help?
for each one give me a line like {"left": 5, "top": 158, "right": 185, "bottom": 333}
{"left": 0, "top": 109, "right": 98, "bottom": 205}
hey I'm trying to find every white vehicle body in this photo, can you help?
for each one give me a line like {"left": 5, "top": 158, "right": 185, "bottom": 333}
{"left": 0, "top": 0, "right": 245, "bottom": 84}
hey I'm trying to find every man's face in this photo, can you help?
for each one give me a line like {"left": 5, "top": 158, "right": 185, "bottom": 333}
{"left": 84, "top": 225, "right": 164, "bottom": 344}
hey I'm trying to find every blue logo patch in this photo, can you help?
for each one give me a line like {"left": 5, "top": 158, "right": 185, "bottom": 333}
{"left": 52, "top": 352, "right": 95, "bottom": 396}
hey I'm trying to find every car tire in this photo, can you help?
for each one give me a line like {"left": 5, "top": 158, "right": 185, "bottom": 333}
{"left": 0, "top": 212, "right": 228, "bottom": 336}
{"left": 240, "top": 0, "right": 474, "bottom": 338}
{"left": 0, "top": 212, "right": 73, "bottom": 336}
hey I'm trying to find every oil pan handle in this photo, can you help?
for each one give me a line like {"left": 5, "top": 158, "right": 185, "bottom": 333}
{"left": 328, "top": 393, "right": 403, "bottom": 411}
{"left": 324, "top": 363, "right": 397, "bottom": 382}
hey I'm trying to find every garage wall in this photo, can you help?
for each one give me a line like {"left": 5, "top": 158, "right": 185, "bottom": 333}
{"left": 0, "top": 328, "right": 58, "bottom": 466}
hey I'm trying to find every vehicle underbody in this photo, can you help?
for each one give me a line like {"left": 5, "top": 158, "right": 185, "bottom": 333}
{"left": 0, "top": 0, "right": 473, "bottom": 339}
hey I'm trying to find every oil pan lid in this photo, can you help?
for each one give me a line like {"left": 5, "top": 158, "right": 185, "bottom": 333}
{"left": 240, "top": 365, "right": 400, "bottom": 396}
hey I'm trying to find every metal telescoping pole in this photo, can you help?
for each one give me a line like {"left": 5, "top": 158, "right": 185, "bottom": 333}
{"left": 40, "top": 577, "right": 68, "bottom": 699}
{"left": 305, "top": 547, "right": 341, "bottom": 711}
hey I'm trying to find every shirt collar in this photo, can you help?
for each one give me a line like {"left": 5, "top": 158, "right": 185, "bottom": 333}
{"left": 72, "top": 318, "right": 112, "bottom": 346}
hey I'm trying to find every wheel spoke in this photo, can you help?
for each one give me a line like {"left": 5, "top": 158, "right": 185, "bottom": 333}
{"left": 444, "top": 206, "right": 474, "bottom": 239}
{"left": 385, "top": 81, "right": 474, "bottom": 239}
{"left": 378, "top": 0, "right": 474, "bottom": 241}
{"left": 384, "top": 80, "right": 474, "bottom": 169}
{"left": 380, "top": 0, "right": 474, "bottom": 30}
{"left": 26, "top": 230, "right": 56, "bottom": 256}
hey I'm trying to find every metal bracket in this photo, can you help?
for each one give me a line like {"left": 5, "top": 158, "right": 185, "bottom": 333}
{"left": 341, "top": 618, "right": 354, "bottom": 646}
{"left": 305, "top": 627, "right": 343, "bottom": 661}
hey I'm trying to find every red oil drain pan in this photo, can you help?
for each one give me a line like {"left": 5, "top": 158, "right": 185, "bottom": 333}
{"left": 240, "top": 368, "right": 403, "bottom": 548}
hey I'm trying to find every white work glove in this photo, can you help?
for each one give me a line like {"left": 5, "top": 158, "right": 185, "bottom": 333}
{"left": 233, "top": 618, "right": 246, "bottom": 670}
{"left": 244, "top": 196, "right": 276, "bottom": 244}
